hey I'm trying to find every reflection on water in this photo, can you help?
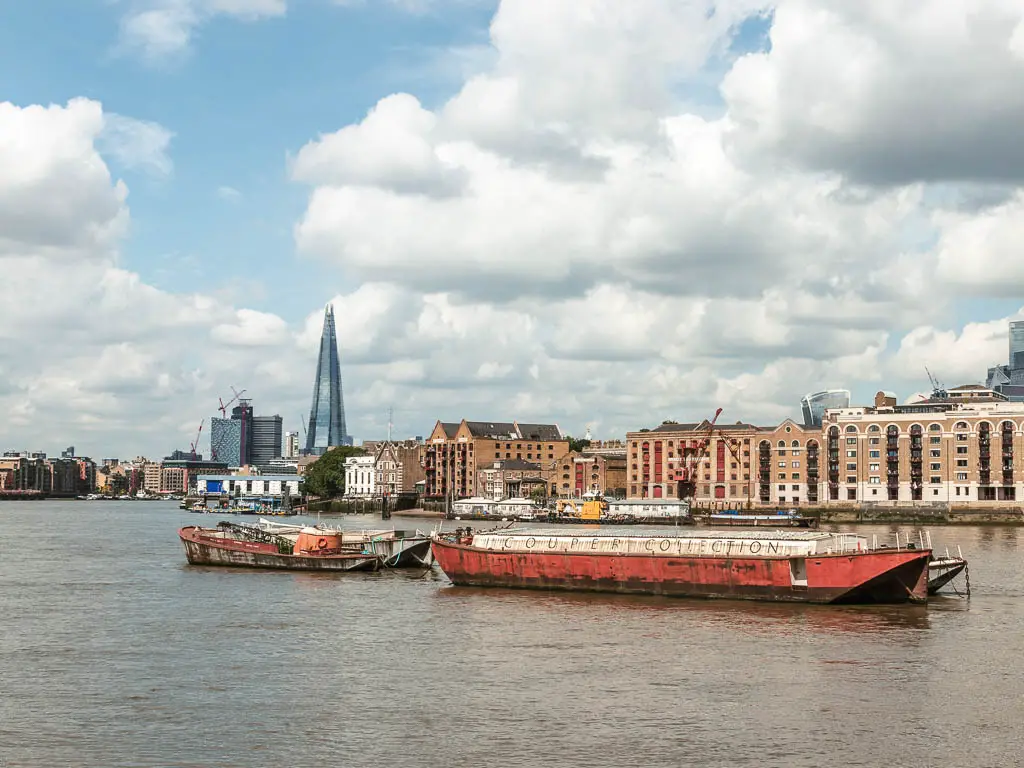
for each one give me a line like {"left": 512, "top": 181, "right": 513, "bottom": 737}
{"left": 0, "top": 503, "right": 1020, "bottom": 768}
{"left": 437, "top": 585, "right": 936, "bottom": 634}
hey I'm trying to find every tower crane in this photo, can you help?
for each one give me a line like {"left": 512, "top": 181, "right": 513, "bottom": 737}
{"left": 218, "top": 387, "right": 247, "bottom": 419}
{"left": 189, "top": 419, "right": 204, "bottom": 461}
{"left": 925, "top": 367, "right": 947, "bottom": 399}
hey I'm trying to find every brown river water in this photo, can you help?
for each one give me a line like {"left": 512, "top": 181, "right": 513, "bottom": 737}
{"left": 1, "top": 501, "right": 1022, "bottom": 767}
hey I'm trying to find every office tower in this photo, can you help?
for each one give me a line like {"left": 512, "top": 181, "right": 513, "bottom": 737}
{"left": 800, "top": 389, "right": 851, "bottom": 427}
{"left": 305, "top": 304, "right": 349, "bottom": 454}
{"left": 251, "top": 415, "right": 283, "bottom": 466}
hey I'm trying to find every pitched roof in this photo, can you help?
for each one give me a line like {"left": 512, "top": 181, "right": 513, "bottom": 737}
{"left": 494, "top": 458, "right": 541, "bottom": 471}
{"left": 440, "top": 422, "right": 460, "bottom": 438}
{"left": 515, "top": 422, "right": 563, "bottom": 441}
{"left": 650, "top": 422, "right": 701, "bottom": 433}
{"left": 465, "top": 421, "right": 518, "bottom": 439}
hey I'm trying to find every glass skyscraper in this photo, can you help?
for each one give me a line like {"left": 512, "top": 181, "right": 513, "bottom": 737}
{"left": 1010, "top": 321, "right": 1024, "bottom": 371}
{"left": 800, "top": 389, "right": 851, "bottom": 427}
{"left": 305, "top": 304, "right": 349, "bottom": 454}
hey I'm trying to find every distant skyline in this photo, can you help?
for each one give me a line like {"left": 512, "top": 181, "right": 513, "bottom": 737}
{"left": 3, "top": 1, "right": 1024, "bottom": 458}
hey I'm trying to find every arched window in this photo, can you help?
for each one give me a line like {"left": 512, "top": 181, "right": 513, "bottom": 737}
{"left": 791, "top": 439, "right": 800, "bottom": 447}
{"left": 845, "top": 425, "right": 858, "bottom": 433}
{"left": 777, "top": 440, "right": 785, "bottom": 447}
{"left": 929, "top": 423, "right": 942, "bottom": 432}
{"left": 868, "top": 425, "right": 881, "bottom": 433}
{"left": 954, "top": 421, "right": 969, "bottom": 430}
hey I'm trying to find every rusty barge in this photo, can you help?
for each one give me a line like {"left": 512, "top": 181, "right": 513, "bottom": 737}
{"left": 179, "top": 521, "right": 433, "bottom": 571}
{"left": 431, "top": 528, "right": 932, "bottom": 604}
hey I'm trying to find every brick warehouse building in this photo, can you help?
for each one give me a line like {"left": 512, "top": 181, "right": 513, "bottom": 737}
{"left": 627, "top": 390, "right": 1024, "bottom": 508}
{"left": 424, "top": 420, "right": 570, "bottom": 499}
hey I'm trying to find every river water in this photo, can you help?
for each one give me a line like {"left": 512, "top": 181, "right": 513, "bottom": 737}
{"left": 0, "top": 501, "right": 1021, "bottom": 767}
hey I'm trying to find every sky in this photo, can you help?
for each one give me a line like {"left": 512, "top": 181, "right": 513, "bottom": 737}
{"left": 3, "top": 0, "right": 1024, "bottom": 459}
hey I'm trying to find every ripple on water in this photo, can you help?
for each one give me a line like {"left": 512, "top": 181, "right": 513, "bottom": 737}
{"left": 1, "top": 504, "right": 1022, "bottom": 768}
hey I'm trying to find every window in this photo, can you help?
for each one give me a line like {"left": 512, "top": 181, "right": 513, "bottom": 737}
{"left": 929, "top": 424, "right": 942, "bottom": 432}
{"left": 846, "top": 463, "right": 857, "bottom": 471}
{"left": 930, "top": 476, "right": 941, "bottom": 484}
{"left": 930, "top": 450, "right": 941, "bottom": 458}
{"left": 777, "top": 484, "right": 786, "bottom": 491}
{"left": 846, "top": 476, "right": 856, "bottom": 484}
{"left": 869, "top": 476, "right": 880, "bottom": 484}
{"left": 930, "top": 463, "right": 941, "bottom": 471}
{"left": 847, "top": 450, "right": 857, "bottom": 458}
{"left": 870, "top": 450, "right": 880, "bottom": 458}
{"left": 791, "top": 484, "right": 800, "bottom": 490}
{"left": 933, "top": 489, "right": 940, "bottom": 496}
{"left": 870, "top": 438, "right": 880, "bottom": 445}
{"left": 956, "top": 459, "right": 968, "bottom": 468}
{"left": 930, "top": 436, "right": 941, "bottom": 444}
{"left": 957, "top": 446, "right": 968, "bottom": 454}
{"left": 845, "top": 426, "right": 857, "bottom": 433}
{"left": 792, "top": 474, "right": 800, "bottom": 481}
{"left": 792, "top": 440, "right": 800, "bottom": 447}
{"left": 847, "top": 437, "right": 857, "bottom": 445}
{"left": 955, "top": 472, "right": 968, "bottom": 481}
{"left": 778, "top": 440, "right": 785, "bottom": 447}
{"left": 778, "top": 461, "right": 786, "bottom": 468}
{"left": 778, "top": 449, "right": 787, "bottom": 456}
{"left": 792, "top": 461, "right": 800, "bottom": 468}
{"left": 868, "top": 425, "right": 881, "bottom": 433}
{"left": 869, "top": 463, "right": 880, "bottom": 471}
{"left": 957, "top": 434, "right": 968, "bottom": 442}
{"left": 847, "top": 489, "right": 857, "bottom": 500}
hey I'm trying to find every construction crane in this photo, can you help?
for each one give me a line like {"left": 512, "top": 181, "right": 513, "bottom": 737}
{"left": 925, "top": 367, "right": 947, "bottom": 399}
{"left": 217, "top": 387, "right": 247, "bottom": 419}
{"left": 676, "top": 408, "right": 723, "bottom": 502}
{"left": 189, "top": 420, "right": 204, "bottom": 461}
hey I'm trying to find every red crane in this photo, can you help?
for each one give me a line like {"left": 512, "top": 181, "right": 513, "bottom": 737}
{"left": 189, "top": 420, "right": 204, "bottom": 461}
{"left": 217, "top": 387, "right": 247, "bottom": 419}
{"left": 676, "top": 408, "right": 723, "bottom": 502}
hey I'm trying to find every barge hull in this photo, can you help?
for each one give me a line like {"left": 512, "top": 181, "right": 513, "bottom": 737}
{"left": 430, "top": 541, "right": 929, "bottom": 604}
{"left": 180, "top": 528, "right": 380, "bottom": 571}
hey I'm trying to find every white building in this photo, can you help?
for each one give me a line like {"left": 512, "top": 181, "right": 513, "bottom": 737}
{"left": 283, "top": 432, "right": 300, "bottom": 459}
{"left": 345, "top": 455, "right": 376, "bottom": 498}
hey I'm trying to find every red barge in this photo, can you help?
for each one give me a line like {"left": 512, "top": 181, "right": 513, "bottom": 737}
{"left": 431, "top": 528, "right": 931, "bottom": 604}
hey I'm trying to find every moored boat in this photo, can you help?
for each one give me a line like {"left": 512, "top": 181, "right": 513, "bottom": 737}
{"left": 431, "top": 528, "right": 932, "bottom": 604}
{"left": 180, "top": 524, "right": 382, "bottom": 571}
{"left": 254, "top": 519, "right": 434, "bottom": 568}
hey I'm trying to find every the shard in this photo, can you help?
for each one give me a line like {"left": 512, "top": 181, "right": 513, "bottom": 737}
{"left": 305, "top": 304, "right": 349, "bottom": 453}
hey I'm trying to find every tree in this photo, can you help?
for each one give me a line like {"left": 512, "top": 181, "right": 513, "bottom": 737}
{"left": 303, "top": 446, "right": 366, "bottom": 498}
{"left": 567, "top": 435, "right": 592, "bottom": 453}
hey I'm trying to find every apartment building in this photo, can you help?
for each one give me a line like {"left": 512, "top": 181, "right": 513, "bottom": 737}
{"left": 423, "top": 420, "right": 569, "bottom": 498}
{"left": 627, "top": 390, "right": 1024, "bottom": 507}
{"left": 553, "top": 448, "right": 627, "bottom": 498}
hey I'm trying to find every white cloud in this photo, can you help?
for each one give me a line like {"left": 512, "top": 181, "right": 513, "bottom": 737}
{"left": 99, "top": 113, "right": 175, "bottom": 175}
{"left": 934, "top": 192, "right": 1024, "bottom": 294}
{"left": 722, "top": 0, "right": 1024, "bottom": 184}
{"left": 12, "top": 0, "right": 1024, "bottom": 457}
{"left": 287, "top": 0, "right": 1024, "bottom": 439}
{"left": 0, "top": 97, "right": 310, "bottom": 456}
{"left": 118, "top": 0, "right": 286, "bottom": 60}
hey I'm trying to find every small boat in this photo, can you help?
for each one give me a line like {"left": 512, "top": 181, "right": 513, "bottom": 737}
{"left": 694, "top": 508, "right": 817, "bottom": 528}
{"left": 179, "top": 524, "right": 382, "bottom": 571}
{"left": 255, "top": 518, "right": 433, "bottom": 568}
{"left": 431, "top": 528, "right": 932, "bottom": 604}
